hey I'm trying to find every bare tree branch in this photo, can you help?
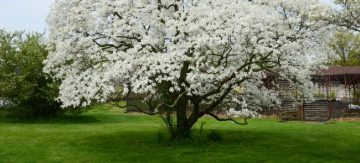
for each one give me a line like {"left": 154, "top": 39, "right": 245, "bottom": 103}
{"left": 206, "top": 112, "right": 248, "bottom": 125}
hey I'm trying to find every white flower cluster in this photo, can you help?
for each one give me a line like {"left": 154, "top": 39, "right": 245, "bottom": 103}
{"left": 45, "top": 0, "right": 329, "bottom": 111}
{"left": 0, "top": 98, "right": 11, "bottom": 107}
{"left": 226, "top": 108, "right": 258, "bottom": 118}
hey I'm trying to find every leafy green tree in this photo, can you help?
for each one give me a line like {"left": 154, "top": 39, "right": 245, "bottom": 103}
{"left": 328, "top": 31, "right": 360, "bottom": 66}
{"left": 0, "top": 30, "right": 62, "bottom": 117}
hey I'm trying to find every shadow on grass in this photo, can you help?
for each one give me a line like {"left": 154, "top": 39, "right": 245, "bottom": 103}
{"left": 0, "top": 112, "right": 161, "bottom": 125}
{"left": 76, "top": 128, "right": 360, "bottom": 162}
{"left": 0, "top": 114, "right": 101, "bottom": 124}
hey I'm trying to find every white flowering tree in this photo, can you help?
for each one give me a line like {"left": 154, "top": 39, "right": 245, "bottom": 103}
{"left": 325, "top": 0, "right": 360, "bottom": 32}
{"left": 45, "top": 0, "right": 327, "bottom": 139}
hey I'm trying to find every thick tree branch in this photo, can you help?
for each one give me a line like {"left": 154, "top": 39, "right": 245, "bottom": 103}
{"left": 115, "top": 91, "right": 187, "bottom": 116}
{"left": 207, "top": 112, "right": 248, "bottom": 125}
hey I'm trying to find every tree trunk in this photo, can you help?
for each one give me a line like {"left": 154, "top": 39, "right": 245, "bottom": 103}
{"left": 174, "top": 121, "right": 191, "bottom": 140}
{"left": 172, "top": 98, "right": 193, "bottom": 140}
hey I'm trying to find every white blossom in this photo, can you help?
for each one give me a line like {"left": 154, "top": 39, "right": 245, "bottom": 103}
{"left": 45, "top": 0, "right": 329, "bottom": 117}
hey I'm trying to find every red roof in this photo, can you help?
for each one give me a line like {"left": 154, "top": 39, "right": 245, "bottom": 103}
{"left": 315, "top": 66, "right": 360, "bottom": 76}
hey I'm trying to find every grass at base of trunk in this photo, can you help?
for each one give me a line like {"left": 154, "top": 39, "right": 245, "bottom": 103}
{"left": 0, "top": 104, "right": 360, "bottom": 162}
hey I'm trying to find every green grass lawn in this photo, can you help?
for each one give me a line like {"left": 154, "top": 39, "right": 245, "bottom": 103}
{"left": 1, "top": 105, "right": 360, "bottom": 163}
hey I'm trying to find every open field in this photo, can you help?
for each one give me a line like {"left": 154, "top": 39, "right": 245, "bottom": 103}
{"left": 1, "top": 105, "right": 360, "bottom": 163}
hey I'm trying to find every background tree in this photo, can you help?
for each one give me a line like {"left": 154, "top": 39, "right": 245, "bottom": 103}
{"left": 328, "top": 31, "right": 360, "bottom": 66}
{"left": 324, "top": 0, "right": 360, "bottom": 32}
{"left": 45, "top": 0, "right": 328, "bottom": 140}
{"left": 321, "top": 0, "right": 360, "bottom": 66}
{"left": 0, "top": 30, "right": 62, "bottom": 117}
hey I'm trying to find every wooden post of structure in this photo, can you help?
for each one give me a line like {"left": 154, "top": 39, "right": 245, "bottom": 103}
{"left": 344, "top": 74, "right": 347, "bottom": 100}
{"left": 353, "top": 85, "right": 356, "bottom": 104}
{"left": 301, "top": 101, "right": 305, "bottom": 120}
{"left": 344, "top": 74, "right": 349, "bottom": 116}
{"left": 327, "top": 75, "right": 331, "bottom": 120}
{"left": 326, "top": 76, "right": 329, "bottom": 100}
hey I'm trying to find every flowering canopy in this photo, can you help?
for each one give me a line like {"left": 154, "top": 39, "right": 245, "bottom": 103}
{"left": 45, "top": 0, "right": 328, "bottom": 136}
{"left": 329, "top": 0, "right": 360, "bottom": 32}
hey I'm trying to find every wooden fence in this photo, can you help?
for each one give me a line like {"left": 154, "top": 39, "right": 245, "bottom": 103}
{"left": 279, "top": 99, "right": 360, "bottom": 121}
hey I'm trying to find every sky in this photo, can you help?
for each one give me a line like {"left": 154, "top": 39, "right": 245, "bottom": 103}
{"left": 0, "top": 0, "right": 335, "bottom": 33}
{"left": 0, "top": 0, "right": 54, "bottom": 32}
